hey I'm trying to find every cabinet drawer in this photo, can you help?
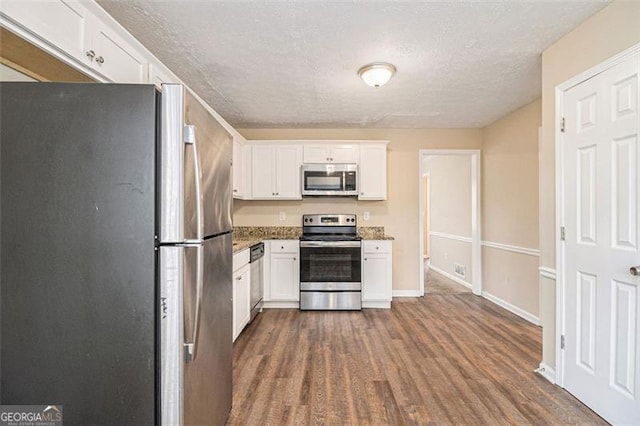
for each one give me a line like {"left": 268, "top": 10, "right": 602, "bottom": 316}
{"left": 270, "top": 240, "right": 299, "bottom": 253}
{"left": 363, "top": 240, "right": 392, "bottom": 254}
{"left": 233, "top": 248, "right": 250, "bottom": 271}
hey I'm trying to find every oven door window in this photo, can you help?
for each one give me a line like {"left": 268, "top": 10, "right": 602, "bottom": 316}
{"left": 300, "top": 246, "right": 361, "bottom": 282}
{"left": 304, "top": 171, "right": 343, "bottom": 191}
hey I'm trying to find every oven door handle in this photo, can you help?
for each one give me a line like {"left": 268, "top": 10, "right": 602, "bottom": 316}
{"left": 300, "top": 241, "right": 361, "bottom": 248}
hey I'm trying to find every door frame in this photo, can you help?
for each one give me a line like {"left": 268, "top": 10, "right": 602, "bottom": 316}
{"left": 418, "top": 149, "right": 482, "bottom": 296}
{"left": 554, "top": 42, "right": 640, "bottom": 387}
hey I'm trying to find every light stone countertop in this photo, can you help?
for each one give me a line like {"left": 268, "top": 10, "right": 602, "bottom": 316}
{"left": 233, "top": 226, "right": 393, "bottom": 253}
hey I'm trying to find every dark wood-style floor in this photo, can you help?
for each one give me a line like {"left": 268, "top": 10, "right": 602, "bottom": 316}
{"left": 228, "top": 294, "right": 605, "bottom": 425}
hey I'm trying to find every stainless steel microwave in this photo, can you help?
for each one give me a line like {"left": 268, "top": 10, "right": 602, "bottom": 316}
{"left": 301, "top": 164, "right": 358, "bottom": 196}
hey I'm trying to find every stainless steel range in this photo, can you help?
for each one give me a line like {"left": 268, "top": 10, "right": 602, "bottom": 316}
{"left": 299, "top": 214, "right": 362, "bottom": 310}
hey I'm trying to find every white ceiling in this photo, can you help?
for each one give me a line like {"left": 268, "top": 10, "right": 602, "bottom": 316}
{"left": 97, "top": 0, "right": 609, "bottom": 129}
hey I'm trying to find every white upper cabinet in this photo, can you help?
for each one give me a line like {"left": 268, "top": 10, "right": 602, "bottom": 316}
{"left": 1, "top": 0, "right": 147, "bottom": 83}
{"left": 232, "top": 135, "right": 250, "bottom": 199}
{"left": 1, "top": 1, "right": 89, "bottom": 61}
{"left": 250, "top": 143, "right": 302, "bottom": 200}
{"left": 358, "top": 142, "right": 388, "bottom": 200}
{"left": 303, "top": 143, "right": 359, "bottom": 164}
{"left": 83, "top": 13, "right": 146, "bottom": 83}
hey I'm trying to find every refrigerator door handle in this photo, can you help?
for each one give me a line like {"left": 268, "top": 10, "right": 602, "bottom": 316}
{"left": 184, "top": 124, "right": 204, "bottom": 241}
{"left": 184, "top": 243, "right": 204, "bottom": 363}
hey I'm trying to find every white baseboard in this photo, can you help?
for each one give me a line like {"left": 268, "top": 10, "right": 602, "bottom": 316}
{"left": 481, "top": 291, "right": 540, "bottom": 326}
{"left": 429, "top": 265, "right": 472, "bottom": 289}
{"left": 392, "top": 290, "right": 423, "bottom": 297}
{"left": 535, "top": 362, "right": 556, "bottom": 384}
{"left": 262, "top": 301, "right": 299, "bottom": 309}
{"left": 363, "top": 300, "right": 392, "bottom": 308}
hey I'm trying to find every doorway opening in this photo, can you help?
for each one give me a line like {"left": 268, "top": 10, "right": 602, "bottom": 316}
{"left": 418, "top": 150, "right": 481, "bottom": 296}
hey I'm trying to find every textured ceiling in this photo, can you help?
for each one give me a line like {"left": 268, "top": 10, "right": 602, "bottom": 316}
{"left": 97, "top": 0, "right": 609, "bottom": 129}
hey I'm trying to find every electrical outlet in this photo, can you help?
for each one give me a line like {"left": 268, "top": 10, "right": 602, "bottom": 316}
{"left": 279, "top": 211, "right": 286, "bottom": 221}
{"left": 363, "top": 211, "right": 370, "bottom": 221}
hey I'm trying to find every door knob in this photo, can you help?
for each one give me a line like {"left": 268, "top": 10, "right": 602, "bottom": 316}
{"left": 630, "top": 265, "right": 640, "bottom": 276}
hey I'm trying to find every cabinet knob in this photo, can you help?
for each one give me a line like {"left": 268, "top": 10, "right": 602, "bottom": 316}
{"left": 95, "top": 56, "right": 105, "bottom": 64}
{"left": 233, "top": 189, "right": 238, "bottom": 193}
{"left": 236, "top": 276, "right": 242, "bottom": 280}
{"left": 281, "top": 246, "right": 284, "bottom": 249}
{"left": 276, "top": 192, "right": 279, "bottom": 196}
{"left": 376, "top": 246, "right": 379, "bottom": 250}
{"left": 364, "top": 257, "right": 368, "bottom": 261}
{"left": 293, "top": 257, "right": 296, "bottom": 261}
{"left": 360, "top": 192, "right": 364, "bottom": 195}
{"left": 86, "top": 50, "right": 96, "bottom": 60}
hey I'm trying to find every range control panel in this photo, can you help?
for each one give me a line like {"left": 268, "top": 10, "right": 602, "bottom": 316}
{"left": 302, "top": 214, "right": 356, "bottom": 226}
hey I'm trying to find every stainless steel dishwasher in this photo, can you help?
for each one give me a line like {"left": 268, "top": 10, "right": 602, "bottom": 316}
{"left": 249, "top": 242, "right": 264, "bottom": 322}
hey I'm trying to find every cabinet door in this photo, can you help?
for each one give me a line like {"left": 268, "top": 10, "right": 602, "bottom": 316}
{"left": 303, "top": 145, "right": 329, "bottom": 163}
{"left": 251, "top": 145, "right": 276, "bottom": 198}
{"left": 1, "top": 1, "right": 88, "bottom": 61}
{"left": 303, "top": 144, "right": 358, "bottom": 163}
{"left": 362, "top": 253, "right": 391, "bottom": 301}
{"left": 85, "top": 15, "right": 146, "bottom": 83}
{"left": 330, "top": 145, "right": 359, "bottom": 163}
{"left": 232, "top": 137, "right": 245, "bottom": 198}
{"left": 233, "top": 264, "right": 250, "bottom": 342}
{"left": 359, "top": 144, "right": 387, "bottom": 200}
{"left": 270, "top": 253, "right": 299, "bottom": 301}
{"left": 274, "top": 145, "right": 302, "bottom": 199}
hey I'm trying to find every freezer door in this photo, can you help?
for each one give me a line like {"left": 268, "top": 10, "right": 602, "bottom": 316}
{"left": 159, "top": 85, "right": 233, "bottom": 243}
{"left": 184, "top": 89, "right": 233, "bottom": 238}
{"left": 184, "top": 233, "right": 233, "bottom": 425}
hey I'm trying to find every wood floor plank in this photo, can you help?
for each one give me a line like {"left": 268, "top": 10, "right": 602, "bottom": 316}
{"left": 227, "top": 294, "right": 607, "bottom": 425}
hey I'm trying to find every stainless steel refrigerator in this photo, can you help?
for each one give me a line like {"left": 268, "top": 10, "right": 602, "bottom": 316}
{"left": 0, "top": 82, "right": 233, "bottom": 425}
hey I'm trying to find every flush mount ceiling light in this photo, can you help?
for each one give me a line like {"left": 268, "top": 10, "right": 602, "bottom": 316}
{"left": 357, "top": 62, "right": 397, "bottom": 88}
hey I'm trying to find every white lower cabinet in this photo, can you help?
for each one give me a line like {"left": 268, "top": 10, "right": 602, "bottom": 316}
{"left": 232, "top": 250, "right": 251, "bottom": 342}
{"left": 264, "top": 240, "right": 299, "bottom": 307}
{"left": 362, "top": 240, "right": 392, "bottom": 308}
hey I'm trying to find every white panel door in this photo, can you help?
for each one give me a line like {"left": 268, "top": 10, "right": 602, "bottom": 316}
{"left": 562, "top": 53, "right": 640, "bottom": 424}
